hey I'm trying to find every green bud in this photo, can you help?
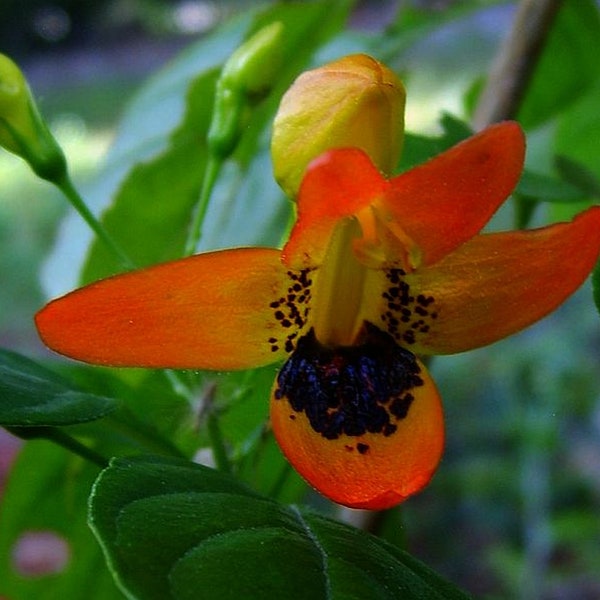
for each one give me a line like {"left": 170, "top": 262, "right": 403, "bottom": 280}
{"left": 0, "top": 53, "right": 66, "bottom": 182}
{"left": 208, "top": 22, "right": 284, "bottom": 158}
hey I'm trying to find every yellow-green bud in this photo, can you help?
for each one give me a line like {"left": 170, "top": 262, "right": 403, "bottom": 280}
{"left": 0, "top": 53, "right": 66, "bottom": 182}
{"left": 208, "top": 22, "right": 284, "bottom": 159}
{"left": 271, "top": 54, "right": 406, "bottom": 198}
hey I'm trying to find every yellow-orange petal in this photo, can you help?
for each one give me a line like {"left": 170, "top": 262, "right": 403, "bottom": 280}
{"left": 384, "top": 121, "right": 525, "bottom": 266}
{"left": 36, "top": 248, "right": 297, "bottom": 370}
{"left": 403, "top": 206, "right": 600, "bottom": 356}
{"left": 282, "top": 148, "right": 387, "bottom": 268}
{"left": 270, "top": 356, "right": 444, "bottom": 510}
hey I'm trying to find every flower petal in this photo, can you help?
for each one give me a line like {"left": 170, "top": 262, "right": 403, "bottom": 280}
{"left": 36, "top": 248, "right": 294, "bottom": 370}
{"left": 384, "top": 121, "right": 525, "bottom": 266}
{"left": 271, "top": 357, "right": 444, "bottom": 510}
{"left": 403, "top": 206, "right": 600, "bottom": 355}
{"left": 282, "top": 148, "right": 387, "bottom": 268}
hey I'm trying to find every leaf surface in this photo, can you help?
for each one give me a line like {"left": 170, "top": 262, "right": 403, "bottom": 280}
{"left": 0, "top": 349, "right": 116, "bottom": 427}
{"left": 90, "top": 455, "right": 471, "bottom": 600}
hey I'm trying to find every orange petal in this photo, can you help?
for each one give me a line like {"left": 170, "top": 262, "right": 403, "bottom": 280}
{"left": 384, "top": 121, "right": 525, "bottom": 266}
{"left": 36, "top": 248, "right": 299, "bottom": 370}
{"left": 270, "top": 329, "right": 444, "bottom": 509}
{"left": 402, "top": 206, "right": 600, "bottom": 355}
{"left": 282, "top": 148, "right": 387, "bottom": 268}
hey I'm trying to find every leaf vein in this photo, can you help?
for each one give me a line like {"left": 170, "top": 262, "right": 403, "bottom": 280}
{"left": 290, "top": 506, "right": 332, "bottom": 600}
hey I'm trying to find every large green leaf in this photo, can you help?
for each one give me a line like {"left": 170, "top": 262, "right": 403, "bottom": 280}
{"left": 90, "top": 455, "right": 471, "bottom": 600}
{"left": 0, "top": 349, "right": 116, "bottom": 427}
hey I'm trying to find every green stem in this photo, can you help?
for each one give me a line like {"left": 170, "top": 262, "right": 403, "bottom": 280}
{"left": 184, "top": 156, "right": 223, "bottom": 256}
{"left": 164, "top": 369, "right": 194, "bottom": 400}
{"left": 268, "top": 457, "right": 293, "bottom": 500}
{"left": 9, "top": 426, "right": 109, "bottom": 468}
{"left": 55, "top": 172, "right": 135, "bottom": 270}
{"left": 206, "top": 411, "right": 232, "bottom": 473}
{"left": 47, "top": 427, "right": 109, "bottom": 467}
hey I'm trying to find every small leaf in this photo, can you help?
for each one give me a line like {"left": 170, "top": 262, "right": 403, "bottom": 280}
{"left": 555, "top": 155, "right": 600, "bottom": 199}
{"left": 90, "top": 455, "right": 471, "bottom": 600}
{"left": 515, "top": 169, "right": 587, "bottom": 203}
{"left": 0, "top": 349, "right": 116, "bottom": 427}
{"left": 399, "top": 113, "right": 472, "bottom": 172}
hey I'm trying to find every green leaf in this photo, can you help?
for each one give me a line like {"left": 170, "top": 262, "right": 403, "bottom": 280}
{"left": 554, "top": 155, "right": 600, "bottom": 199}
{"left": 555, "top": 82, "right": 600, "bottom": 179}
{"left": 0, "top": 349, "right": 116, "bottom": 427}
{"left": 0, "top": 441, "right": 122, "bottom": 599}
{"left": 90, "top": 455, "right": 471, "bottom": 600}
{"left": 399, "top": 113, "right": 472, "bottom": 172}
{"left": 518, "top": 0, "right": 600, "bottom": 128}
{"left": 515, "top": 169, "right": 587, "bottom": 203}
{"left": 80, "top": 68, "right": 219, "bottom": 282}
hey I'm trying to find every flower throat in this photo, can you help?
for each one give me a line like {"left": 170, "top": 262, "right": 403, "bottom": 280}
{"left": 273, "top": 322, "right": 423, "bottom": 440}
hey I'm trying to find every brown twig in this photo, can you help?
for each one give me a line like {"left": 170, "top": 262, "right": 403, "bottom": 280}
{"left": 473, "top": 0, "right": 564, "bottom": 129}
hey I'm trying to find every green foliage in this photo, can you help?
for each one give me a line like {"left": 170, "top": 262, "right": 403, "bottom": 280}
{"left": 0, "top": 441, "right": 122, "bottom": 599}
{"left": 0, "top": 349, "right": 116, "bottom": 427}
{"left": 1, "top": 0, "right": 600, "bottom": 598}
{"left": 90, "top": 455, "right": 471, "bottom": 600}
{"left": 518, "top": 0, "right": 600, "bottom": 128}
{"left": 80, "top": 1, "right": 353, "bottom": 282}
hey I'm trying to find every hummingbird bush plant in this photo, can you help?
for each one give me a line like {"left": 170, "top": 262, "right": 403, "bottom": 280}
{"left": 1, "top": 2, "right": 600, "bottom": 599}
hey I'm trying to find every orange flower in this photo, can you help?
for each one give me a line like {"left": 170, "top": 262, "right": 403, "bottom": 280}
{"left": 35, "top": 122, "right": 600, "bottom": 509}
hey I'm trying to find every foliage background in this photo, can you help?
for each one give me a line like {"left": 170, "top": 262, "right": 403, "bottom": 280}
{"left": 1, "top": 1, "right": 599, "bottom": 599}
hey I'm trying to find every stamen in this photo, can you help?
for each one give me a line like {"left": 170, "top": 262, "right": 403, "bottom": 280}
{"left": 273, "top": 322, "right": 423, "bottom": 440}
{"left": 268, "top": 268, "right": 314, "bottom": 353}
{"left": 382, "top": 268, "right": 437, "bottom": 346}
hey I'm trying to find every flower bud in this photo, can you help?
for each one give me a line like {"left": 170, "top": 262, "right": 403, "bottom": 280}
{"left": 0, "top": 53, "right": 66, "bottom": 182}
{"left": 271, "top": 54, "right": 405, "bottom": 198}
{"left": 208, "top": 22, "right": 284, "bottom": 159}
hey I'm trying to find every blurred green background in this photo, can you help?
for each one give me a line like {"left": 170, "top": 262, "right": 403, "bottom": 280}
{"left": 1, "top": 1, "right": 599, "bottom": 599}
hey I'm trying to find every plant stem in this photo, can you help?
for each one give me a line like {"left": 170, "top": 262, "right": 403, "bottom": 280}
{"left": 206, "top": 411, "right": 232, "bottom": 474}
{"left": 473, "top": 0, "right": 564, "bottom": 128}
{"left": 269, "top": 459, "right": 293, "bottom": 500}
{"left": 184, "top": 156, "right": 223, "bottom": 256}
{"left": 55, "top": 172, "right": 135, "bottom": 270}
{"left": 47, "top": 427, "right": 109, "bottom": 467}
{"left": 9, "top": 426, "right": 109, "bottom": 468}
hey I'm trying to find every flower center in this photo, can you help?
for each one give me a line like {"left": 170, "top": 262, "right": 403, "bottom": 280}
{"left": 273, "top": 322, "right": 423, "bottom": 440}
{"left": 311, "top": 216, "right": 368, "bottom": 346}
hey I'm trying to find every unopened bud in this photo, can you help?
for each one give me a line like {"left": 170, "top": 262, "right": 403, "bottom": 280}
{"left": 208, "top": 22, "right": 284, "bottom": 158}
{"left": 0, "top": 54, "right": 66, "bottom": 182}
{"left": 272, "top": 54, "right": 405, "bottom": 198}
